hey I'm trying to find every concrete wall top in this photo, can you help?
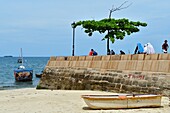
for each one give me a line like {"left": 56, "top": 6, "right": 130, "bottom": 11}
{"left": 131, "top": 54, "right": 144, "bottom": 60}
{"left": 101, "top": 55, "right": 111, "bottom": 60}
{"left": 92, "top": 56, "right": 102, "bottom": 60}
{"left": 158, "top": 54, "right": 170, "bottom": 60}
{"left": 67, "top": 56, "right": 79, "bottom": 61}
{"left": 78, "top": 56, "right": 86, "bottom": 61}
{"left": 110, "top": 55, "right": 121, "bottom": 60}
{"left": 50, "top": 54, "right": 170, "bottom": 73}
{"left": 121, "top": 55, "right": 132, "bottom": 60}
{"left": 56, "top": 56, "right": 66, "bottom": 61}
{"left": 50, "top": 56, "right": 56, "bottom": 61}
{"left": 144, "top": 54, "right": 159, "bottom": 60}
{"left": 85, "top": 56, "right": 93, "bottom": 61}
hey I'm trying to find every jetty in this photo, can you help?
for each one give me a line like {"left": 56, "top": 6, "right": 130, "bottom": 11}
{"left": 37, "top": 54, "right": 170, "bottom": 97}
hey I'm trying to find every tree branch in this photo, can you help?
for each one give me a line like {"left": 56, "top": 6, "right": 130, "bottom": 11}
{"left": 109, "top": 1, "right": 132, "bottom": 18}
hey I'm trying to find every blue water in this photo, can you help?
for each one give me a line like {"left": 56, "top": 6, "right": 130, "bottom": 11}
{"left": 0, "top": 57, "right": 49, "bottom": 90}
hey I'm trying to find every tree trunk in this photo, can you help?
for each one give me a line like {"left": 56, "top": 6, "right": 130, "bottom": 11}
{"left": 107, "top": 37, "right": 110, "bottom": 55}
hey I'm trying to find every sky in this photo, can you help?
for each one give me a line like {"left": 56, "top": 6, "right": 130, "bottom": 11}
{"left": 0, "top": 0, "right": 170, "bottom": 57}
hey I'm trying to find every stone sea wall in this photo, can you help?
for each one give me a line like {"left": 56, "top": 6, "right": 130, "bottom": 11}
{"left": 38, "top": 54, "right": 170, "bottom": 96}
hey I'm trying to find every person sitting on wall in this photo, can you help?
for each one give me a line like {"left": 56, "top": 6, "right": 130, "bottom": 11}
{"left": 89, "top": 49, "right": 98, "bottom": 56}
{"left": 110, "top": 50, "right": 115, "bottom": 55}
{"left": 92, "top": 50, "right": 98, "bottom": 56}
{"left": 120, "top": 50, "right": 125, "bottom": 55}
{"left": 144, "top": 43, "right": 155, "bottom": 54}
{"left": 134, "top": 43, "right": 144, "bottom": 54}
{"left": 89, "top": 49, "right": 94, "bottom": 56}
{"left": 143, "top": 44, "right": 148, "bottom": 54}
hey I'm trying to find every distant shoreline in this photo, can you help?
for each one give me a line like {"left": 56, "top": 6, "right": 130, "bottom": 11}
{"left": 3, "top": 55, "right": 13, "bottom": 57}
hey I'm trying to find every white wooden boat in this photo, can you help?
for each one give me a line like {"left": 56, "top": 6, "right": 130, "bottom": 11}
{"left": 82, "top": 94, "right": 162, "bottom": 109}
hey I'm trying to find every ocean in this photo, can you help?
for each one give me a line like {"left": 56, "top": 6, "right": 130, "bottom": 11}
{"left": 0, "top": 57, "right": 49, "bottom": 90}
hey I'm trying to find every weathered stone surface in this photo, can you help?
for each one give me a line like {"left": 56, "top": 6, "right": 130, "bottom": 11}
{"left": 38, "top": 55, "right": 170, "bottom": 97}
{"left": 37, "top": 67, "right": 170, "bottom": 96}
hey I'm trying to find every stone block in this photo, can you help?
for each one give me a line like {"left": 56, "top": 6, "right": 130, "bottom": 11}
{"left": 101, "top": 61, "right": 109, "bottom": 69}
{"left": 107, "top": 61, "right": 119, "bottom": 70}
{"left": 142, "top": 60, "right": 152, "bottom": 71}
{"left": 63, "top": 61, "right": 70, "bottom": 67}
{"left": 84, "top": 61, "right": 91, "bottom": 68}
{"left": 92, "top": 56, "right": 102, "bottom": 61}
{"left": 60, "top": 61, "right": 67, "bottom": 67}
{"left": 56, "top": 56, "right": 66, "bottom": 61}
{"left": 150, "top": 60, "right": 159, "bottom": 72}
{"left": 46, "top": 60, "right": 50, "bottom": 66}
{"left": 75, "top": 61, "right": 89, "bottom": 68}
{"left": 75, "top": 61, "right": 81, "bottom": 67}
{"left": 55, "top": 61, "right": 60, "bottom": 67}
{"left": 117, "top": 61, "right": 127, "bottom": 70}
{"left": 67, "top": 56, "right": 72, "bottom": 61}
{"left": 158, "top": 54, "right": 169, "bottom": 60}
{"left": 125, "top": 60, "right": 137, "bottom": 70}
{"left": 121, "top": 55, "right": 132, "bottom": 60}
{"left": 158, "top": 60, "right": 170, "bottom": 72}
{"left": 48, "top": 61, "right": 56, "bottom": 67}
{"left": 85, "top": 56, "right": 93, "bottom": 61}
{"left": 69, "top": 61, "right": 77, "bottom": 67}
{"left": 144, "top": 54, "right": 159, "bottom": 60}
{"left": 101, "top": 55, "right": 111, "bottom": 60}
{"left": 110, "top": 55, "right": 121, "bottom": 60}
{"left": 48, "top": 61, "right": 55, "bottom": 67}
{"left": 78, "top": 61, "right": 87, "bottom": 68}
{"left": 50, "top": 56, "right": 56, "bottom": 61}
{"left": 144, "top": 54, "right": 150, "bottom": 60}
{"left": 78, "top": 56, "right": 86, "bottom": 61}
{"left": 135, "top": 61, "right": 144, "bottom": 71}
{"left": 90, "top": 61, "right": 102, "bottom": 69}
{"left": 67, "top": 56, "right": 79, "bottom": 61}
{"left": 131, "top": 54, "right": 144, "bottom": 60}
{"left": 150, "top": 54, "right": 159, "bottom": 60}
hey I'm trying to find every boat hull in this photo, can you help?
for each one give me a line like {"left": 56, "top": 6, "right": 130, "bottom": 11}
{"left": 14, "top": 69, "right": 33, "bottom": 81}
{"left": 82, "top": 94, "right": 162, "bottom": 109}
{"left": 35, "top": 73, "right": 42, "bottom": 78}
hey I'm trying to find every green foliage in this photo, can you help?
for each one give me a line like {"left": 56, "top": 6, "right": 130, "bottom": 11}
{"left": 73, "top": 18, "right": 147, "bottom": 43}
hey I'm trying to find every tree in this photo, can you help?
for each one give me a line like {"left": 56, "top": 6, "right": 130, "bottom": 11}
{"left": 107, "top": 1, "right": 132, "bottom": 54}
{"left": 72, "top": 1, "right": 147, "bottom": 54}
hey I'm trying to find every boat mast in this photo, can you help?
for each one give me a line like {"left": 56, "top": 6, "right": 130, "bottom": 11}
{"left": 21, "top": 48, "right": 24, "bottom": 66}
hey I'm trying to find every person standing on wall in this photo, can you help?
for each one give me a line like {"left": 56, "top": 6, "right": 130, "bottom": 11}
{"left": 162, "top": 40, "right": 169, "bottom": 53}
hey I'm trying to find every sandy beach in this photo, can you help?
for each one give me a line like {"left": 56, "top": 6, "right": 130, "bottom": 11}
{"left": 0, "top": 88, "right": 169, "bottom": 113}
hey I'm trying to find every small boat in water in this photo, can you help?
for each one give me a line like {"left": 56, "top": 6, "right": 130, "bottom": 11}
{"left": 14, "top": 66, "right": 33, "bottom": 81}
{"left": 82, "top": 94, "right": 162, "bottom": 109}
{"left": 14, "top": 48, "right": 33, "bottom": 81}
{"left": 35, "top": 73, "right": 42, "bottom": 78}
{"left": 17, "top": 58, "right": 22, "bottom": 63}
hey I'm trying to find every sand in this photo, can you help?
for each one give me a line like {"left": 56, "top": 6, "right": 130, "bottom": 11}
{"left": 0, "top": 88, "right": 169, "bottom": 113}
